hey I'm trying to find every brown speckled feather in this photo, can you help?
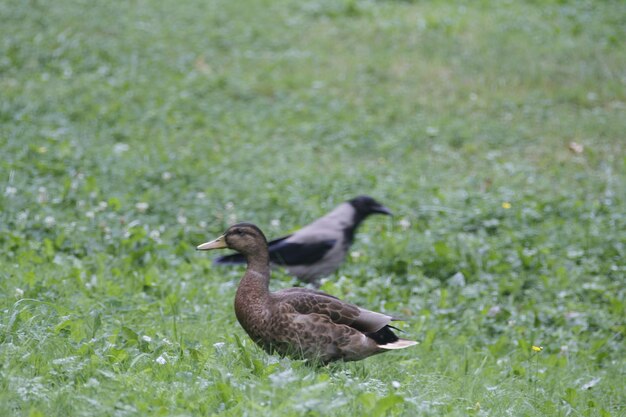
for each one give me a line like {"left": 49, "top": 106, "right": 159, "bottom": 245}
{"left": 197, "top": 222, "right": 417, "bottom": 364}
{"left": 274, "top": 290, "right": 361, "bottom": 325}
{"left": 273, "top": 288, "right": 395, "bottom": 333}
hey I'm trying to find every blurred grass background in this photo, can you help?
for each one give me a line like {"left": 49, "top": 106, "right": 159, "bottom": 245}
{"left": 1, "top": 0, "right": 625, "bottom": 415}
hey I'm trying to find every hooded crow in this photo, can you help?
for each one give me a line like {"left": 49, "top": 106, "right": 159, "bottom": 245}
{"left": 213, "top": 196, "right": 392, "bottom": 284}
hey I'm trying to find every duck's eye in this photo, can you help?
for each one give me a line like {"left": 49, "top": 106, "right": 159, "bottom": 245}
{"left": 237, "top": 229, "right": 245, "bottom": 236}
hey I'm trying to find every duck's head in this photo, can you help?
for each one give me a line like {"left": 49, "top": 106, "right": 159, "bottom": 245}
{"left": 197, "top": 222, "right": 268, "bottom": 256}
{"left": 349, "top": 195, "right": 392, "bottom": 217}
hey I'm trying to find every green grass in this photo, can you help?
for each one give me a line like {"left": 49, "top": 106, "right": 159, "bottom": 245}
{"left": 1, "top": 0, "right": 625, "bottom": 415}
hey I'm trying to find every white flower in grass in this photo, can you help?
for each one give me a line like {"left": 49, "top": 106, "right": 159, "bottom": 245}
{"left": 44, "top": 216, "right": 56, "bottom": 228}
{"left": 568, "top": 142, "right": 584, "bottom": 154}
{"left": 113, "top": 143, "right": 129, "bottom": 154}
{"left": 448, "top": 272, "right": 465, "bottom": 287}
{"left": 135, "top": 202, "right": 149, "bottom": 213}
{"left": 86, "top": 274, "right": 98, "bottom": 290}
{"left": 149, "top": 229, "right": 161, "bottom": 242}
{"left": 398, "top": 218, "right": 411, "bottom": 230}
{"left": 141, "top": 335, "right": 152, "bottom": 343}
{"left": 271, "top": 219, "right": 281, "bottom": 227}
{"left": 161, "top": 171, "right": 172, "bottom": 181}
{"left": 582, "top": 377, "right": 601, "bottom": 390}
{"left": 426, "top": 126, "right": 439, "bottom": 137}
{"left": 17, "top": 211, "right": 28, "bottom": 222}
{"left": 155, "top": 355, "right": 167, "bottom": 365}
{"left": 177, "top": 214, "right": 187, "bottom": 225}
{"left": 391, "top": 381, "right": 401, "bottom": 389}
{"left": 85, "top": 211, "right": 95, "bottom": 219}
{"left": 487, "top": 305, "right": 501, "bottom": 317}
{"left": 85, "top": 378, "right": 100, "bottom": 387}
{"left": 15, "top": 288, "right": 24, "bottom": 298}
{"left": 38, "top": 187, "right": 48, "bottom": 204}
{"left": 5, "top": 186, "right": 17, "bottom": 196}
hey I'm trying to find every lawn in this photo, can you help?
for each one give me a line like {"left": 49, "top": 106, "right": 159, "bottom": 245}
{"left": 1, "top": 0, "right": 625, "bottom": 415}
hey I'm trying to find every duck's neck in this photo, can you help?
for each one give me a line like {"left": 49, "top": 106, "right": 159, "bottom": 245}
{"left": 237, "top": 252, "right": 271, "bottom": 297}
{"left": 235, "top": 252, "right": 271, "bottom": 335}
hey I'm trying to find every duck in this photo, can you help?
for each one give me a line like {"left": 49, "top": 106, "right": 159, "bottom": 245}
{"left": 213, "top": 196, "right": 392, "bottom": 284}
{"left": 197, "top": 222, "right": 417, "bottom": 364}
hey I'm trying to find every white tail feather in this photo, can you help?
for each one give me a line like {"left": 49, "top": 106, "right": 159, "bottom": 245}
{"left": 379, "top": 339, "right": 419, "bottom": 350}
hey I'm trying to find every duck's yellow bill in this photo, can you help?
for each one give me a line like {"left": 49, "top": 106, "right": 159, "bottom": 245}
{"left": 196, "top": 234, "right": 227, "bottom": 250}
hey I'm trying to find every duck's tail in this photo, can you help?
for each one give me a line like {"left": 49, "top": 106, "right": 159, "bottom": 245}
{"left": 378, "top": 339, "right": 419, "bottom": 350}
{"left": 366, "top": 325, "right": 418, "bottom": 349}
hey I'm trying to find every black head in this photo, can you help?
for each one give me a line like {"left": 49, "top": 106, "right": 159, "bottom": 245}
{"left": 348, "top": 196, "right": 392, "bottom": 217}
{"left": 197, "top": 222, "right": 268, "bottom": 256}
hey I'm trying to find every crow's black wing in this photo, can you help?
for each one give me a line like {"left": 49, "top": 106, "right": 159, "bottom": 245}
{"left": 214, "top": 234, "right": 336, "bottom": 266}
{"left": 268, "top": 236, "right": 336, "bottom": 266}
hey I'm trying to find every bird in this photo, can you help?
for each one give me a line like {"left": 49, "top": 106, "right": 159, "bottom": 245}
{"left": 213, "top": 196, "right": 392, "bottom": 284}
{"left": 197, "top": 222, "right": 417, "bottom": 364}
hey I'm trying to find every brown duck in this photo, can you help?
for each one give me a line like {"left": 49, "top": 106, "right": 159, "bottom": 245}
{"left": 197, "top": 222, "right": 417, "bottom": 363}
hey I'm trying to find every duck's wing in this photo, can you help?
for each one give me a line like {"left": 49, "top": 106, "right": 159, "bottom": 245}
{"left": 275, "top": 288, "right": 418, "bottom": 356}
{"left": 274, "top": 288, "right": 393, "bottom": 333}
